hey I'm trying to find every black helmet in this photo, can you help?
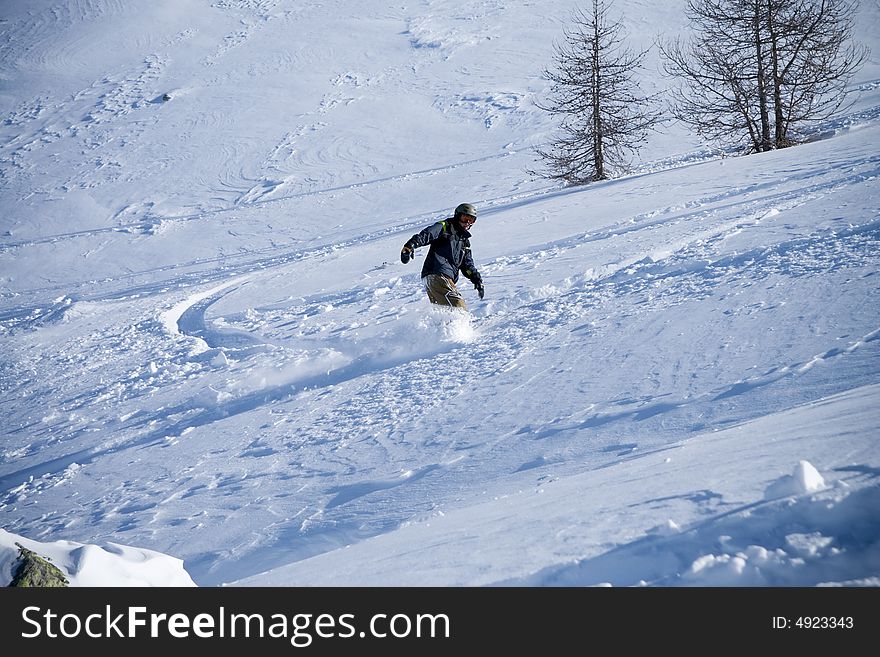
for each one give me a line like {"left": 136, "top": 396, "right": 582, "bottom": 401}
{"left": 454, "top": 202, "right": 477, "bottom": 218}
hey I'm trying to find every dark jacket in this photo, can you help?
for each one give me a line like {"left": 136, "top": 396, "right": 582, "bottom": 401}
{"left": 405, "top": 219, "right": 481, "bottom": 285}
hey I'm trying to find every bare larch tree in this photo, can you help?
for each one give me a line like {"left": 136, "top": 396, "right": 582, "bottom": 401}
{"left": 535, "top": 0, "right": 660, "bottom": 184}
{"left": 661, "top": 0, "right": 868, "bottom": 153}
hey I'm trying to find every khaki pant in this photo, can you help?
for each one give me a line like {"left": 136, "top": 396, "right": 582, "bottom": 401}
{"left": 423, "top": 274, "right": 467, "bottom": 309}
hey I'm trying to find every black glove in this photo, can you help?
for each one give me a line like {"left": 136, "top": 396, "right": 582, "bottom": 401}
{"left": 473, "top": 277, "right": 485, "bottom": 300}
{"left": 400, "top": 245, "right": 414, "bottom": 264}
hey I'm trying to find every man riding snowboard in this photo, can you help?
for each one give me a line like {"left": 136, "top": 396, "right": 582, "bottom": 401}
{"left": 400, "top": 203, "right": 484, "bottom": 310}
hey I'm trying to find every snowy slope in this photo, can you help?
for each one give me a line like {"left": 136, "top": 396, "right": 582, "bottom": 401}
{"left": 1, "top": 0, "right": 878, "bottom": 588}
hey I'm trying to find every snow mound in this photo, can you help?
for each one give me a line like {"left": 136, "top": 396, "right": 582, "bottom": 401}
{"left": 765, "top": 460, "right": 827, "bottom": 500}
{"left": 0, "top": 528, "right": 196, "bottom": 587}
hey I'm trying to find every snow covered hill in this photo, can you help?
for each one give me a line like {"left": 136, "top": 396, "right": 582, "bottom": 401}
{"left": 1, "top": 0, "right": 878, "bottom": 588}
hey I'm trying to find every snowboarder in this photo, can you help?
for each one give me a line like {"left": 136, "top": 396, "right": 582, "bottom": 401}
{"left": 400, "top": 203, "right": 485, "bottom": 309}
